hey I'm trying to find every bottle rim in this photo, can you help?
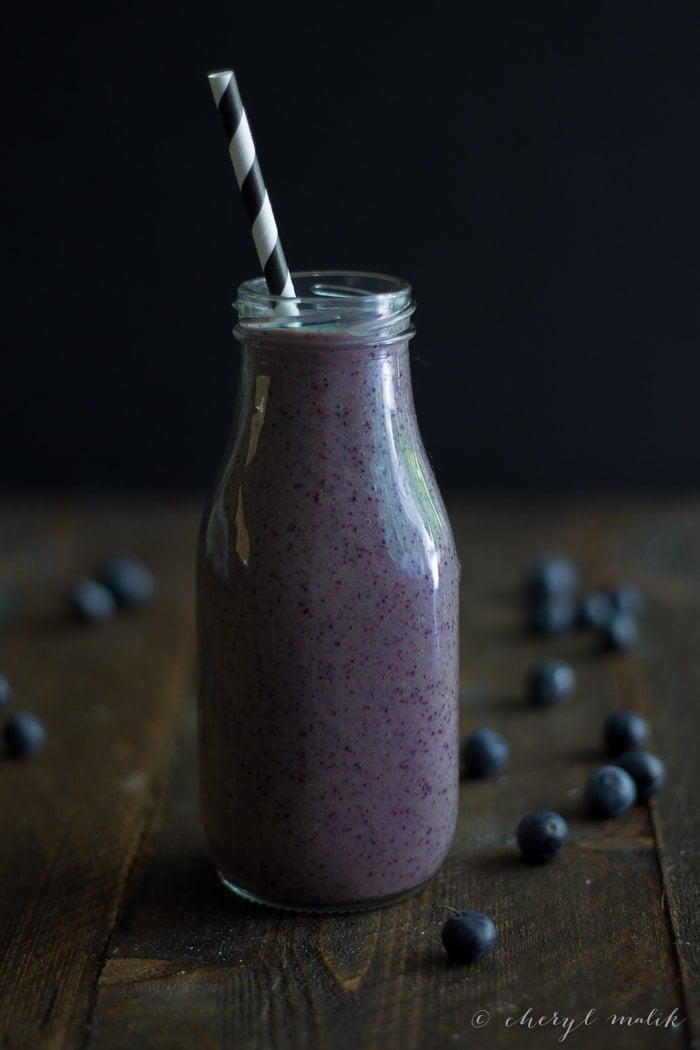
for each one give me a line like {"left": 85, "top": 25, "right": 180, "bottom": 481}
{"left": 235, "top": 270, "right": 415, "bottom": 338}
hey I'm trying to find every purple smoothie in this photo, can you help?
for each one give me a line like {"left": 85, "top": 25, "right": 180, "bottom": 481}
{"left": 197, "top": 273, "right": 459, "bottom": 910}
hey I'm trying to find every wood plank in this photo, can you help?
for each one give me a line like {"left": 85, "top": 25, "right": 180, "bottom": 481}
{"left": 0, "top": 500, "right": 200, "bottom": 1048}
{"left": 595, "top": 497, "right": 700, "bottom": 1036}
{"left": 87, "top": 498, "right": 692, "bottom": 1049}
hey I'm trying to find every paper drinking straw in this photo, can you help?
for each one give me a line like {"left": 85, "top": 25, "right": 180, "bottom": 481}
{"left": 208, "top": 69, "right": 296, "bottom": 299}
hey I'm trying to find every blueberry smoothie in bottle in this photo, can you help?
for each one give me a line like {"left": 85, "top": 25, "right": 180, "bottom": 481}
{"left": 197, "top": 272, "right": 459, "bottom": 911}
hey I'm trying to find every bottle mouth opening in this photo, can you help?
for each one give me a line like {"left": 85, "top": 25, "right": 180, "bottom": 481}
{"left": 235, "top": 271, "right": 415, "bottom": 337}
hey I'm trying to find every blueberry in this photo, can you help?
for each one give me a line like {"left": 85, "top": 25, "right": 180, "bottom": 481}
{"left": 526, "top": 554, "right": 579, "bottom": 597}
{"left": 68, "top": 577, "right": 117, "bottom": 623}
{"left": 516, "top": 810, "right": 568, "bottom": 863}
{"left": 600, "top": 611, "right": 639, "bottom": 652}
{"left": 525, "top": 593, "right": 578, "bottom": 636}
{"left": 608, "top": 584, "right": 644, "bottom": 617}
{"left": 584, "top": 765, "right": 637, "bottom": 818}
{"left": 577, "top": 591, "right": 614, "bottom": 630}
{"left": 461, "top": 728, "right": 510, "bottom": 778}
{"left": 441, "top": 909, "right": 496, "bottom": 964}
{"left": 3, "top": 711, "right": 46, "bottom": 758}
{"left": 615, "top": 751, "right": 666, "bottom": 799}
{"left": 99, "top": 554, "right": 155, "bottom": 608}
{"left": 602, "top": 711, "right": 650, "bottom": 756}
{"left": 527, "top": 660, "right": 576, "bottom": 706}
{"left": 0, "top": 675, "right": 12, "bottom": 709}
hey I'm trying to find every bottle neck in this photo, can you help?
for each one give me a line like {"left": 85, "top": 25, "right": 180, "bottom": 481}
{"left": 230, "top": 270, "right": 420, "bottom": 466}
{"left": 234, "top": 334, "right": 415, "bottom": 427}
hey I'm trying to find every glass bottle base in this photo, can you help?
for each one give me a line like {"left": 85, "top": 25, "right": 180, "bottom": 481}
{"left": 216, "top": 869, "right": 429, "bottom": 914}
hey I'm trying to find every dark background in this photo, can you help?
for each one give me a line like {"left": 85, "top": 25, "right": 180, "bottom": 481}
{"left": 4, "top": 1, "right": 700, "bottom": 497}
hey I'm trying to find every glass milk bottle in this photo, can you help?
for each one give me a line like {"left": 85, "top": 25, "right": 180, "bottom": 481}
{"left": 197, "top": 272, "right": 460, "bottom": 911}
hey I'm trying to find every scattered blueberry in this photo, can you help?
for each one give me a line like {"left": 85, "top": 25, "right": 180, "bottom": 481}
{"left": 615, "top": 750, "right": 666, "bottom": 800}
{"left": 461, "top": 728, "right": 510, "bottom": 778}
{"left": 0, "top": 675, "right": 12, "bottom": 709}
{"left": 602, "top": 710, "right": 650, "bottom": 757}
{"left": 608, "top": 584, "right": 644, "bottom": 617}
{"left": 584, "top": 765, "right": 637, "bottom": 818}
{"left": 525, "top": 592, "right": 578, "bottom": 636}
{"left": 441, "top": 909, "right": 496, "bottom": 964}
{"left": 68, "top": 577, "right": 117, "bottom": 624}
{"left": 600, "top": 611, "right": 639, "bottom": 652}
{"left": 577, "top": 590, "right": 614, "bottom": 630}
{"left": 516, "top": 810, "right": 569, "bottom": 863}
{"left": 578, "top": 585, "right": 644, "bottom": 632}
{"left": 98, "top": 554, "right": 155, "bottom": 608}
{"left": 3, "top": 711, "right": 46, "bottom": 758}
{"left": 526, "top": 554, "right": 579, "bottom": 598}
{"left": 527, "top": 660, "right": 576, "bottom": 706}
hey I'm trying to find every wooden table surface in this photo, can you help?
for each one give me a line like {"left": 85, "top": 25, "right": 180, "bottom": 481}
{"left": 1, "top": 496, "right": 698, "bottom": 1050}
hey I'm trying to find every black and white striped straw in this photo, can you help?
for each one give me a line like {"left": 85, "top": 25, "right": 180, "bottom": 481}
{"left": 208, "top": 70, "right": 296, "bottom": 299}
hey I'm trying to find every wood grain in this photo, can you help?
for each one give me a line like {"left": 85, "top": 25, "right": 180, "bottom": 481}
{"left": 1, "top": 498, "right": 697, "bottom": 1049}
{"left": 0, "top": 501, "right": 200, "bottom": 1048}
